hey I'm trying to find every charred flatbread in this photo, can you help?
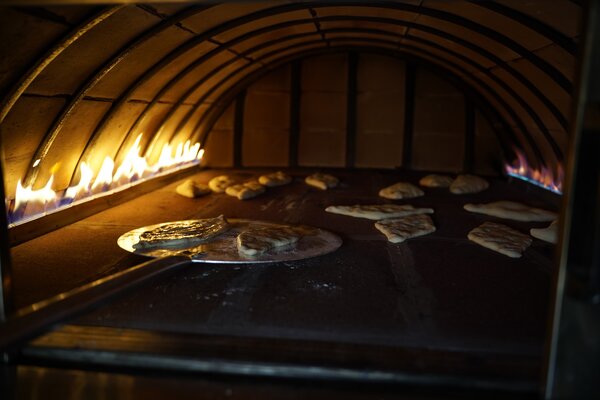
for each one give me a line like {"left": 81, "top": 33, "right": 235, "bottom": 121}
{"left": 134, "top": 215, "right": 230, "bottom": 250}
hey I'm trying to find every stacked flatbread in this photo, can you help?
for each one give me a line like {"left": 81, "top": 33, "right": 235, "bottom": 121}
{"left": 326, "top": 204, "right": 433, "bottom": 220}
{"left": 379, "top": 182, "right": 424, "bottom": 199}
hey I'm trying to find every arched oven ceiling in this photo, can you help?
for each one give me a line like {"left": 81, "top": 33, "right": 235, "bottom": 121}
{"left": 0, "top": 1, "right": 580, "bottom": 197}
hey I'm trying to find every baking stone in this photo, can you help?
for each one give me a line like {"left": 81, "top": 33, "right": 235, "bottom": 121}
{"left": 117, "top": 219, "right": 342, "bottom": 264}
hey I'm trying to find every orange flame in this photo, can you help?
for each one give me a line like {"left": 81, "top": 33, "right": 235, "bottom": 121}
{"left": 9, "top": 135, "right": 204, "bottom": 224}
{"left": 505, "top": 149, "right": 563, "bottom": 194}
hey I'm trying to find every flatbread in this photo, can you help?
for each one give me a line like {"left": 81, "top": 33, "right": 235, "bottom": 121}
{"left": 134, "top": 215, "right": 229, "bottom": 250}
{"left": 237, "top": 226, "right": 302, "bottom": 256}
{"left": 259, "top": 171, "right": 292, "bottom": 187}
{"left": 467, "top": 222, "right": 532, "bottom": 258}
{"left": 374, "top": 214, "right": 436, "bottom": 243}
{"left": 531, "top": 220, "right": 558, "bottom": 244}
{"left": 225, "top": 181, "right": 266, "bottom": 200}
{"left": 379, "top": 182, "right": 424, "bottom": 199}
{"left": 419, "top": 174, "right": 454, "bottom": 188}
{"left": 325, "top": 204, "right": 433, "bottom": 220}
{"left": 450, "top": 174, "right": 489, "bottom": 194}
{"left": 208, "top": 175, "right": 235, "bottom": 193}
{"left": 305, "top": 173, "right": 339, "bottom": 190}
{"left": 464, "top": 201, "right": 557, "bottom": 222}
{"left": 175, "top": 179, "right": 211, "bottom": 198}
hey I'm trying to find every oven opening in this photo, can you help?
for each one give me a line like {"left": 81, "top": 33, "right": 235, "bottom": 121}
{"left": 0, "top": 1, "right": 598, "bottom": 398}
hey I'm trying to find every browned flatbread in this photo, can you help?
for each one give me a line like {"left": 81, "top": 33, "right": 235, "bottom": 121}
{"left": 225, "top": 181, "right": 266, "bottom": 200}
{"left": 176, "top": 179, "right": 211, "bottom": 198}
{"left": 237, "top": 226, "right": 301, "bottom": 256}
{"left": 468, "top": 222, "right": 532, "bottom": 258}
{"left": 374, "top": 214, "right": 436, "bottom": 243}
{"left": 379, "top": 182, "right": 424, "bottom": 199}
{"left": 135, "top": 215, "right": 229, "bottom": 250}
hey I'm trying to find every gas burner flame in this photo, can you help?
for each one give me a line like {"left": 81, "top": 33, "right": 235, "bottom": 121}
{"left": 8, "top": 134, "right": 204, "bottom": 225}
{"left": 505, "top": 149, "right": 563, "bottom": 194}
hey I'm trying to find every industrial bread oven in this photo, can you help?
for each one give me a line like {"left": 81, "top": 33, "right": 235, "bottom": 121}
{"left": 0, "top": 1, "right": 598, "bottom": 398}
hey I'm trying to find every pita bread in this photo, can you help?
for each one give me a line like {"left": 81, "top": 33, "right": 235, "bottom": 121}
{"left": 379, "top": 182, "right": 424, "bottom": 200}
{"left": 419, "top": 174, "right": 454, "bottom": 188}
{"left": 530, "top": 220, "right": 558, "bottom": 244}
{"left": 468, "top": 222, "right": 532, "bottom": 258}
{"left": 237, "top": 226, "right": 301, "bottom": 256}
{"left": 450, "top": 175, "right": 489, "bottom": 194}
{"left": 464, "top": 201, "right": 557, "bottom": 222}
{"left": 225, "top": 181, "right": 266, "bottom": 200}
{"left": 305, "top": 173, "right": 339, "bottom": 190}
{"left": 208, "top": 175, "right": 235, "bottom": 193}
{"left": 259, "top": 171, "right": 292, "bottom": 187}
{"left": 175, "top": 179, "right": 211, "bottom": 198}
{"left": 325, "top": 204, "right": 433, "bottom": 220}
{"left": 374, "top": 214, "right": 436, "bottom": 243}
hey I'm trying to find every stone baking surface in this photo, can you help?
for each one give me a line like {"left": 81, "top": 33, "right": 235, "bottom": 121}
{"left": 12, "top": 169, "right": 558, "bottom": 361}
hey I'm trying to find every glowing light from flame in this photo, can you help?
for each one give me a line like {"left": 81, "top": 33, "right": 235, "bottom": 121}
{"left": 505, "top": 149, "right": 563, "bottom": 194}
{"left": 9, "top": 135, "right": 204, "bottom": 225}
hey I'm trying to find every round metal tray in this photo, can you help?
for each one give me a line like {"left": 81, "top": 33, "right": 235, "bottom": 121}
{"left": 117, "top": 219, "right": 342, "bottom": 264}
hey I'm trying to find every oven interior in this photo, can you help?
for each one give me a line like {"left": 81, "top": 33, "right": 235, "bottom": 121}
{"left": 0, "top": 1, "right": 598, "bottom": 398}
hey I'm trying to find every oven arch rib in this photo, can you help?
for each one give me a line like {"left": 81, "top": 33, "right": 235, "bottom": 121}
{"left": 0, "top": 1, "right": 579, "bottom": 199}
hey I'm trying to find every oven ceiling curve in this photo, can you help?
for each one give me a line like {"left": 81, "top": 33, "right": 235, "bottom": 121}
{"left": 0, "top": 1, "right": 580, "bottom": 194}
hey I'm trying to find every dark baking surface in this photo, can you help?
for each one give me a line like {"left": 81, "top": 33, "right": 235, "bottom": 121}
{"left": 12, "top": 168, "right": 558, "bottom": 356}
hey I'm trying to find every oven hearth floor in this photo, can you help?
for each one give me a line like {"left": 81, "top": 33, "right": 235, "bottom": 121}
{"left": 12, "top": 169, "right": 558, "bottom": 360}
